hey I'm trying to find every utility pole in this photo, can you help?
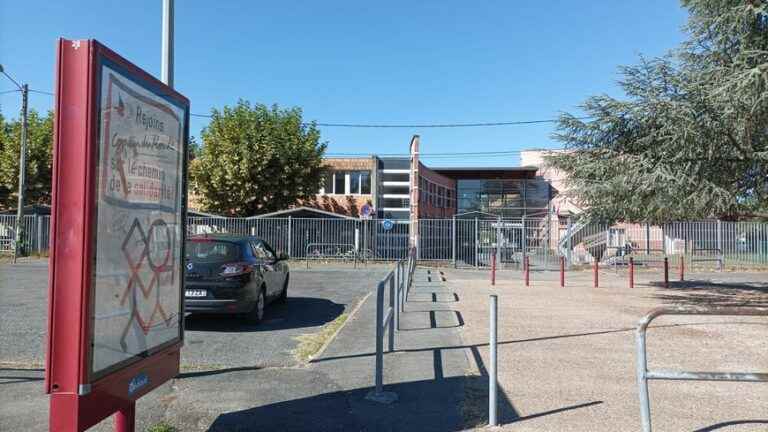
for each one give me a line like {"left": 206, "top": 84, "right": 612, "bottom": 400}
{"left": 161, "top": 0, "right": 174, "bottom": 87}
{"left": 14, "top": 84, "right": 28, "bottom": 263}
{"left": 0, "top": 64, "right": 29, "bottom": 263}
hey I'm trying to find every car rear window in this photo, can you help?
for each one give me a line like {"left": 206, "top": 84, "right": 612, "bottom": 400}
{"left": 185, "top": 240, "right": 241, "bottom": 263}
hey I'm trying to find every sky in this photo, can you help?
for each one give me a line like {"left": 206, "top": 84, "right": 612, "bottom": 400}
{"left": 1, "top": 1, "right": 688, "bottom": 166}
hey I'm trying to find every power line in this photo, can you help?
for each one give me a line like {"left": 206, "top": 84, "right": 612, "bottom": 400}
{"left": 0, "top": 89, "right": 21, "bottom": 95}
{"left": 28, "top": 89, "right": 54, "bottom": 96}
{"left": 191, "top": 112, "right": 588, "bottom": 128}
{"left": 15, "top": 88, "right": 586, "bottom": 129}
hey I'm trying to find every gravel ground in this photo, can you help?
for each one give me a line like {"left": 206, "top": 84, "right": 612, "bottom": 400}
{"left": 446, "top": 267, "right": 768, "bottom": 431}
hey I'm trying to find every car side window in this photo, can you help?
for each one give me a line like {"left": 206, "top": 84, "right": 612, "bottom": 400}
{"left": 253, "top": 242, "right": 274, "bottom": 261}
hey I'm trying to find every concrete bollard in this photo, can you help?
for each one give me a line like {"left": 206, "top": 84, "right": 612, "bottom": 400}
{"left": 679, "top": 255, "right": 685, "bottom": 281}
{"left": 491, "top": 251, "right": 496, "bottom": 286}
{"left": 663, "top": 257, "right": 669, "bottom": 288}
{"left": 593, "top": 259, "right": 599, "bottom": 288}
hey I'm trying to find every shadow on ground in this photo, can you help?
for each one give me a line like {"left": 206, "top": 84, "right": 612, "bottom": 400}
{"left": 206, "top": 362, "right": 602, "bottom": 432}
{"left": 0, "top": 368, "right": 44, "bottom": 386}
{"left": 650, "top": 279, "right": 768, "bottom": 307}
{"left": 184, "top": 297, "right": 345, "bottom": 333}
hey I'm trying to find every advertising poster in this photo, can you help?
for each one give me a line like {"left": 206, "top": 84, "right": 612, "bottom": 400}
{"left": 91, "top": 60, "right": 186, "bottom": 377}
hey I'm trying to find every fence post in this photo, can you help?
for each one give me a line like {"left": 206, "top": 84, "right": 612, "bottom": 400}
{"left": 717, "top": 219, "right": 723, "bottom": 270}
{"left": 496, "top": 216, "right": 502, "bottom": 270}
{"left": 629, "top": 257, "right": 634, "bottom": 289}
{"left": 474, "top": 218, "right": 479, "bottom": 269}
{"left": 645, "top": 223, "right": 650, "bottom": 255}
{"left": 489, "top": 294, "right": 498, "bottom": 427}
{"left": 566, "top": 217, "right": 573, "bottom": 268}
{"left": 35, "top": 213, "right": 42, "bottom": 254}
{"left": 452, "top": 216, "right": 457, "bottom": 268}
{"left": 287, "top": 216, "right": 292, "bottom": 258}
{"left": 522, "top": 215, "right": 527, "bottom": 266}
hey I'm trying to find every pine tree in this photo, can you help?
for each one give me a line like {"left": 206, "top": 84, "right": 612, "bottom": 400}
{"left": 547, "top": 0, "right": 768, "bottom": 223}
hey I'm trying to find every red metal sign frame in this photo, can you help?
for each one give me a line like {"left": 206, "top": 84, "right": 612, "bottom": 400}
{"left": 46, "top": 39, "right": 189, "bottom": 432}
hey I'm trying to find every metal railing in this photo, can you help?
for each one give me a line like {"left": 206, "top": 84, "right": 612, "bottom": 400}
{"left": 635, "top": 306, "right": 768, "bottom": 432}
{"left": 0, "top": 214, "right": 50, "bottom": 255}
{"left": 367, "top": 248, "right": 416, "bottom": 404}
{"left": 5, "top": 214, "right": 767, "bottom": 268}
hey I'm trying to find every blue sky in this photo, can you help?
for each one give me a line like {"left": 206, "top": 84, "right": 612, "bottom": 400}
{"left": 1, "top": 1, "right": 687, "bottom": 166}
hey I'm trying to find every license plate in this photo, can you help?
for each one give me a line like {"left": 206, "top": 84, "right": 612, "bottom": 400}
{"left": 185, "top": 289, "right": 207, "bottom": 298}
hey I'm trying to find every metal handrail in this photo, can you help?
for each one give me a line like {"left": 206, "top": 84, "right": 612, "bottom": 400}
{"left": 367, "top": 247, "right": 416, "bottom": 404}
{"left": 636, "top": 306, "right": 768, "bottom": 432}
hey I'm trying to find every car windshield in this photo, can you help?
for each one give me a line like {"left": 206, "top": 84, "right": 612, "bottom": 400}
{"left": 185, "top": 240, "right": 241, "bottom": 263}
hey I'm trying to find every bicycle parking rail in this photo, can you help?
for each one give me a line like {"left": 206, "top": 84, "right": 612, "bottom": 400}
{"left": 635, "top": 305, "right": 768, "bottom": 432}
{"left": 304, "top": 242, "right": 358, "bottom": 268}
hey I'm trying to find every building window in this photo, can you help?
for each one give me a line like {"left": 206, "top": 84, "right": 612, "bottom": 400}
{"left": 334, "top": 171, "right": 346, "bottom": 194}
{"left": 360, "top": 171, "right": 371, "bottom": 194}
{"left": 321, "top": 172, "right": 333, "bottom": 194}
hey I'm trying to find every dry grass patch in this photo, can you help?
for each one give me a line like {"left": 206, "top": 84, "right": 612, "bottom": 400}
{"left": 292, "top": 312, "right": 350, "bottom": 363}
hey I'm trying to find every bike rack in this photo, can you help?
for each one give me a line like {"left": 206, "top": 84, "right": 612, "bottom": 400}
{"left": 635, "top": 305, "right": 768, "bottom": 432}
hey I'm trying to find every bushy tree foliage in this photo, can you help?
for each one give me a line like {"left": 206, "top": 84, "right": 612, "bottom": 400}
{"left": 0, "top": 110, "right": 54, "bottom": 209}
{"left": 190, "top": 101, "right": 326, "bottom": 216}
{"left": 547, "top": 0, "right": 768, "bottom": 223}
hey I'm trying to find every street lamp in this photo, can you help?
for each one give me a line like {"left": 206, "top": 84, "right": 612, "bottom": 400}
{"left": 0, "top": 64, "right": 29, "bottom": 263}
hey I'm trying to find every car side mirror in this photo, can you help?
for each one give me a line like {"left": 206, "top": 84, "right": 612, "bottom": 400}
{"left": 277, "top": 251, "right": 289, "bottom": 261}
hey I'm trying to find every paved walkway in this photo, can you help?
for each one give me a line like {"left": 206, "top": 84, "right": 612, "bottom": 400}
{"left": 1, "top": 268, "right": 474, "bottom": 431}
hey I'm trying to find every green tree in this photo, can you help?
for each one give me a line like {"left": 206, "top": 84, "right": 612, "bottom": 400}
{"left": 191, "top": 100, "right": 326, "bottom": 216}
{"left": 0, "top": 110, "right": 54, "bottom": 209}
{"left": 546, "top": 0, "right": 768, "bottom": 223}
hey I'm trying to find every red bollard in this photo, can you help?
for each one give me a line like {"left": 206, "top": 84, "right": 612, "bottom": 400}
{"left": 593, "top": 259, "right": 599, "bottom": 288}
{"left": 663, "top": 257, "right": 669, "bottom": 288}
{"left": 629, "top": 257, "right": 634, "bottom": 289}
{"left": 524, "top": 256, "right": 530, "bottom": 287}
{"left": 679, "top": 255, "right": 685, "bottom": 281}
{"left": 559, "top": 256, "right": 565, "bottom": 287}
{"left": 491, "top": 251, "right": 496, "bottom": 286}
{"left": 115, "top": 402, "right": 136, "bottom": 432}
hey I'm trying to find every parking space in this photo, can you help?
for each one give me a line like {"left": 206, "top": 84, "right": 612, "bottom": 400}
{"left": 0, "top": 259, "right": 390, "bottom": 369}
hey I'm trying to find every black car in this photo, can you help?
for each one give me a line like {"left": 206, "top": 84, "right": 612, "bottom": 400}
{"left": 184, "top": 235, "right": 290, "bottom": 323}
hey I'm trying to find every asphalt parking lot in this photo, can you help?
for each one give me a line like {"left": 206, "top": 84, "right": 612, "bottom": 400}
{"left": 0, "top": 259, "right": 390, "bottom": 370}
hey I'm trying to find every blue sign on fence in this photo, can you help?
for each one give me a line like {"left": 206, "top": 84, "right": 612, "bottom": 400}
{"left": 382, "top": 219, "right": 394, "bottom": 231}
